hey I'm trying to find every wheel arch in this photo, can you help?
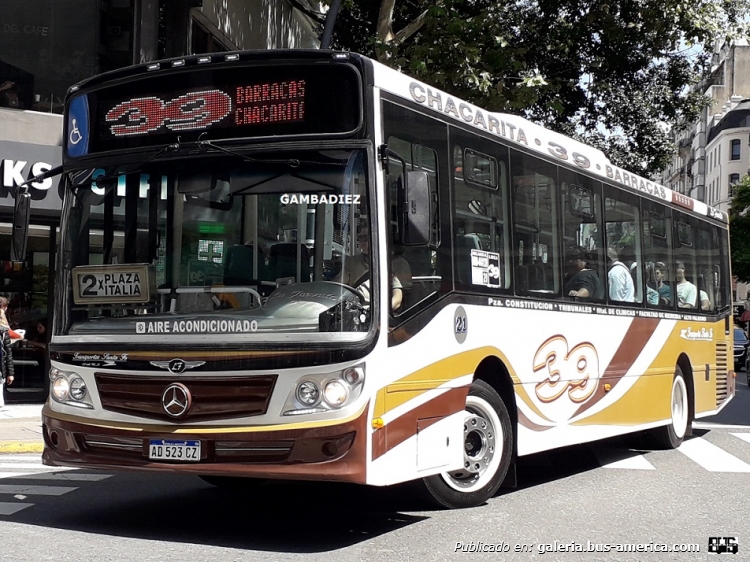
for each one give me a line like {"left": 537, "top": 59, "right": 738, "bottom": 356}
{"left": 473, "top": 355, "right": 518, "bottom": 463}
{"left": 676, "top": 352, "right": 695, "bottom": 434}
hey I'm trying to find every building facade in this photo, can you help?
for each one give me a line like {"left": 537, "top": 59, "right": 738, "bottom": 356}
{"left": 0, "top": 0, "right": 320, "bottom": 401}
{"left": 660, "top": 39, "right": 750, "bottom": 305}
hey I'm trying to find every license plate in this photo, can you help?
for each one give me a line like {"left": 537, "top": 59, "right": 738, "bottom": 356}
{"left": 148, "top": 439, "right": 201, "bottom": 462}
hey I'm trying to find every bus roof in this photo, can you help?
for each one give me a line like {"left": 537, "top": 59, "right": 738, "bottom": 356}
{"left": 368, "top": 58, "right": 726, "bottom": 225}
{"left": 63, "top": 48, "right": 725, "bottom": 224}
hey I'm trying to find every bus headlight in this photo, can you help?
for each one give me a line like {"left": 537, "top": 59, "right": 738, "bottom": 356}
{"left": 52, "top": 376, "right": 70, "bottom": 401}
{"left": 49, "top": 368, "right": 93, "bottom": 409}
{"left": 323, "top": 380, "right": 348, "bottom": 407}
{"left": 296, "top": 381, "right": 320, "bottom": 406}
{"left": 283, "top": 363, "right": 365, "bottom": 416}
{"left": 69, "top": 377, "right": 87, "bottom": 401}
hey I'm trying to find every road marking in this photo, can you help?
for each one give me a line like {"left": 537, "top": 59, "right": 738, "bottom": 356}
{"left": 731, "top": 433, "right": 750, "bottom": 445}
{"left": 13, "top": 473, "right": 111, "bottom": 482}
{"left": 0, "top": 502, "right": 34, "bottom": 515}
{"left": 0, "top": 463, "right": 74, "bottom": 470}
{"left": 593, "top": 449, "right": 656, "bottom": 470}
{"left": 678, "top": 437, "right": 750, "bottom": 472}
{"left": 693, "top": 422, "right": 750, "bottom": 431}
{"left": 0, "top": 484, "right": 77, "bottom": 496}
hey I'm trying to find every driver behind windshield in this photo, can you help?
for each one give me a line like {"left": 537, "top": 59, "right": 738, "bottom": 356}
{"left": 334, "top": 224, "right": 403, "bottom": 311}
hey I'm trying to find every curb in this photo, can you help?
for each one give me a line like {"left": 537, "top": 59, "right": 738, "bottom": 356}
{"left": 0, "top": 442, "right": 44, "bottom": 454}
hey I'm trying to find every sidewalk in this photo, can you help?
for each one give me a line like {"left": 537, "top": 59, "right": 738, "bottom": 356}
{"left": 0, "top": 403, "right": 44, "bottom": 454}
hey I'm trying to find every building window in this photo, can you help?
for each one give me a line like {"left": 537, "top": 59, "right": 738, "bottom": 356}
{"left": 730, "top": 173, "right": 741, "bottom": 197}
{"left": 731, "top": 139, "right": 741, "bottom": 160}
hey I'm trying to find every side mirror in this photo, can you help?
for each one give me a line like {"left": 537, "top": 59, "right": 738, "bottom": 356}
{"left": 11, "top": 190, "right": 31, "bottom": 262}
{"left": 400, "top": 170, "right": 433, "bottom": 246}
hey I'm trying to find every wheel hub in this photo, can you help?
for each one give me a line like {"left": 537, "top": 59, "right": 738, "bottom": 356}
{"left": 444, "top": 408, "right": 498, "bottom": 488}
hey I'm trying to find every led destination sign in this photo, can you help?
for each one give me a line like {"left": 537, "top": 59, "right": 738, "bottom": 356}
{"left": 105, "top": 80, "right": 307, "bottom": 137}
{"left": 71, "top": 64, "right": 362, "bottom": 156}
{"left": 234, "top": 79, "right": 306, "bottom": 125}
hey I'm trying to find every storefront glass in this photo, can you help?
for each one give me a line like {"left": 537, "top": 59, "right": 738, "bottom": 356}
{"left": 0, "top": 0, "right": 135, "bottom": 113}
{"left": 0, "top": 223, "right": 56, "bottom": 401}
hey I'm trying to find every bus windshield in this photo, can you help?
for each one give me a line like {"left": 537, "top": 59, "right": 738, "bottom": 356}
{"left": 58, "top": 148, "right": 373, "bottom": 342}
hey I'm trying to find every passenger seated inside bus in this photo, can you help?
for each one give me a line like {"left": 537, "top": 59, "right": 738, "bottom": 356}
{"left": 564, "top": 246, "right": 603, "bottom": 299}
{"left": 700, "top": 290, "right": 711, "bottom": 311}
{"left": 655, "top": 262, "right": 672, "bottom": 305}
{"left": 675, "top": 261, "right": 697, "bottom": 308}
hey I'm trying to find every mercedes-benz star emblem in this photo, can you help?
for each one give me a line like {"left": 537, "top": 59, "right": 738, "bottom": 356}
{"left": 150, "top": 359, "right": 205, "bottom": 374}
{"left": 161, "top": 383, "right": 192, "bottom": 417}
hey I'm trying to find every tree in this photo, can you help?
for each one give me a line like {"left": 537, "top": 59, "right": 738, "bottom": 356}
{"left": 730, "top": 175, "right": 750, "bottom": 283}
{"left": 330, "top": 0, "right": 750, "bottom": 177}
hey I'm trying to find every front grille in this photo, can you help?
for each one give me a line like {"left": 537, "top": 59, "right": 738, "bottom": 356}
{"left": 716, "top": 341, "right": 729, "bottom": 407}
{"left": 95, "top": 373, "right": 277, "bottom": 421}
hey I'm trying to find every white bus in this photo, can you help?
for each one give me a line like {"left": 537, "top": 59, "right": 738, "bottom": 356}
{"left": 22, "top": 50, "right": 733, "bottom": 509}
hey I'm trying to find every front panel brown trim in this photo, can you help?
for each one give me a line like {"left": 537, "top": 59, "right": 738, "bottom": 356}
{"left": 42, "top": 405, "right": 369, "bottom": 483}
{"left": 371, "top": 385, "right": 469, "bottom": 461}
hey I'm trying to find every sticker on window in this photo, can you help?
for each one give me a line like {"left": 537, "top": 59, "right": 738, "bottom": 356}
{"left": 470, "top": 249, "right": 501, "bottom": 287}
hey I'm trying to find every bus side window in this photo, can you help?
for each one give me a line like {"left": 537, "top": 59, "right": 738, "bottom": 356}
{"left": 604, "top": 194, "right": 642, "bottom": 304}
{"left": 642, "top": 204, "right": 672, "bottom": 309}
{"left": 559, "top": 171, "right": 602, "bottom": 301}
{"left": 673, "top": 213, "right": 698, "bottom": 309}
{"left": 385, "top": 132, "right": 442, "bottom": 315}
{"left": 449, "top": 132, "right": 511, "bottom": 295}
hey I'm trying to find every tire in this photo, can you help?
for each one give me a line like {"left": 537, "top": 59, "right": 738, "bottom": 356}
{"left": 199, "top": 475, "right": 267, "bottom": 489}
{"left": 644, "top": 365, "right": 689, "bottom": 450}
{"left": 420, "top": 379, "right": 513, "bottom": 509}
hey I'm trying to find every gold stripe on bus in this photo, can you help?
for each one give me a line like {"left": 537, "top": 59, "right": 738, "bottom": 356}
{"left": 377, "top": 347, "right": 505, "bottom": 416}
{"left": 375, "top": 346, "right": 550, "bottom": 422}
{"left": 43, "top": 403, "right": 368, "bottom": 434}
{"left": 571, "top": 317, "right": 728, "bottom": 425}
{"left": 571, "top": 370, "right": 673, "bottom": 426}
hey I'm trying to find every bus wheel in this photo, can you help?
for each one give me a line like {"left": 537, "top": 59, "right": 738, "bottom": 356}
{"left": 420, "top": 379, "right": 512, "bottom": 509}
{"left": 646, "top": 365, "right": 689, "bottom": 449}
{"left": 199, "top": 475, "right": 267, "bottom": 489}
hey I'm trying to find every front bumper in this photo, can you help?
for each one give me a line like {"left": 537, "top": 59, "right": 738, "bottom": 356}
{"left": 42, "top": 404, "right": 369, "bottom": 483}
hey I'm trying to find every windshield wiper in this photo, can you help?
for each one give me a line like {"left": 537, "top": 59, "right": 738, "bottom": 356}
{"left": 198, "top": 139, "right": 347, "bottom": 168}
{"left": 17, "top": 164, "right": 64, "bottom": 190}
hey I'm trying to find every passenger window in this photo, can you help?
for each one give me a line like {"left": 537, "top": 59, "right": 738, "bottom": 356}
{"left": 453, "top": 140, "right": 509, "bottom": 292}
{"left": 604, "top": 195, "right": 642, "bottom": 304}
{"left": 673, "top": 212, "right": 699, "bottom": 309}
{"left": 696, "top": 227, "right": 717, "bottom": 312}
{"left": 385, "top": 131, "right": 442, "bottom": 315}
{"left": 642, "top": 203, "right": 672, "bottom": 309}
{"left": 559, "top": 170, "right": 603, "bottom": 301}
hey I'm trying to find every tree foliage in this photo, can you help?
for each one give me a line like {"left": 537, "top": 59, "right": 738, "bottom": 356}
{"left": 329, "top": 0, "right": 750, "bottom": 177}
{"left": 730, "top": 175, "right": 750, "bottom": 282}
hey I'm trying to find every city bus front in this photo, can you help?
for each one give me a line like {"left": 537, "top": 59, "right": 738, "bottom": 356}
{"left": 41, "top": 53, "right": 383, "bottom": 483}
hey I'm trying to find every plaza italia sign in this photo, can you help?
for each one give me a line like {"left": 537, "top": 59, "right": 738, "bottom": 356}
{"left": 0, "top": 141, "right": 62, "bottom": 211}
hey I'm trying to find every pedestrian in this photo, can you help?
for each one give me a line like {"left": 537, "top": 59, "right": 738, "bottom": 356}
{"left": 0, "top": 297, "right": 24, "bottom": 341}
{"left": 0, "top": 325, "right": 14, "bottom": 409}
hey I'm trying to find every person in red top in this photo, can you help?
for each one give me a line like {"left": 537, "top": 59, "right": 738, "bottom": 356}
{"left": 0, "top": 297, "right": 24, "bottom": 341}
